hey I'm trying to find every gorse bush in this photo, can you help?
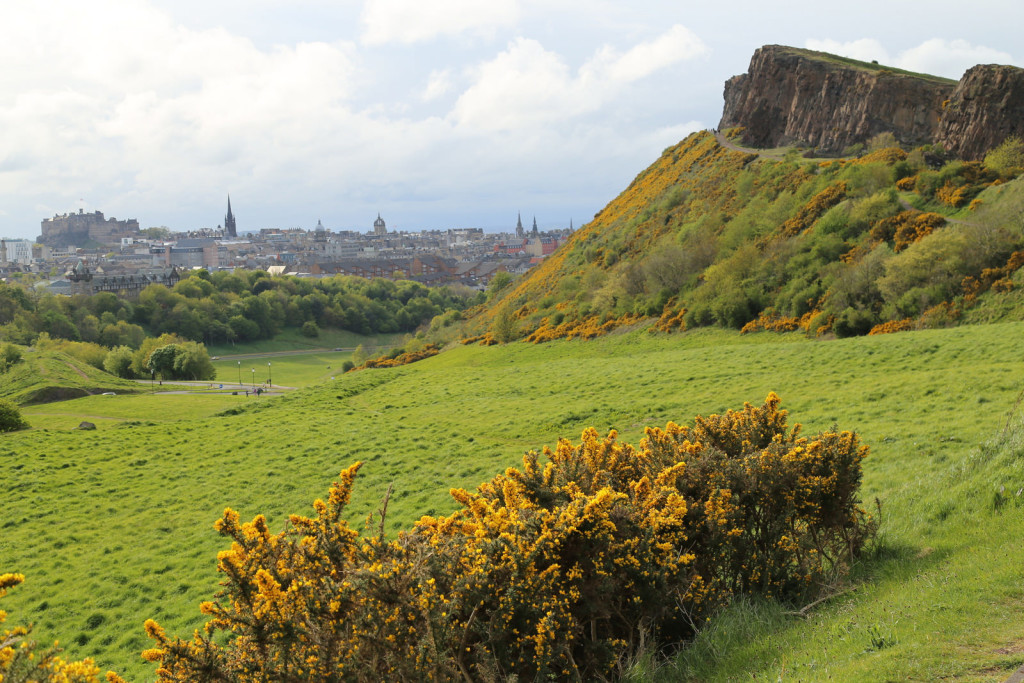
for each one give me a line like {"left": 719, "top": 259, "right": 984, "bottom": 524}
{"left": 141, "top": 394, "right": 875, "bottom": 682}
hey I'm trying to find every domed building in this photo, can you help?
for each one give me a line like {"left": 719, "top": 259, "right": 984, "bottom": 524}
{"left": 373, "top": 213, "right": 387, "bottom": 236}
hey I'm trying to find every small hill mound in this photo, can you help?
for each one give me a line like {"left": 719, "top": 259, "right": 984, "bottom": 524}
{"left": 1, "top": 350, "right": 140, "bottom": 405}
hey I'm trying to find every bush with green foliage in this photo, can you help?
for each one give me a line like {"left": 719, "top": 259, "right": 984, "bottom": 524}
{"left": 0, "top": 398, "right": 28, "bottom": 432}
{"left": 0, "top": 342, "right": 22, "bottom": 372}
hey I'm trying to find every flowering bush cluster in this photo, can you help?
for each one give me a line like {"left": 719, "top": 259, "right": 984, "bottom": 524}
{"left": 867, "top": 318, "right": 914, "bottom": 335}
{"left": 740, "top": 309, "right": 822, "bottom": 335}
{"left": 781, "top": 182, "right": 848, "bottom": 236}
{"left": 869, "top": 210, "right": 946, "bottom": 251}
{"left": 356, "top": 343, "right": 440, "bottom": 370}
{"left": 141, "top": 394, "right": 875, "bottom": 682}
{"left": 524, "top": 313, "right": 643, "bottom": 343}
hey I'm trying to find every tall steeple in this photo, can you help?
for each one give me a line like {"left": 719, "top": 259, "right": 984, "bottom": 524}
{"left": 224, "top": 195, "right": 237, "bottom": 237}
{"left": 531, "top": 215, "right": 539, "bottom": 237}
{"left": 515, "top": 212, "right": 524, "bottom": 239}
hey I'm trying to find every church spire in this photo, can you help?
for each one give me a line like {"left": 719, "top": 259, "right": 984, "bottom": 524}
{"left": 224, "top": 195, "right": 237, "bottom": 237}
{"left": 516, "top": 212, "right": 524, "bottom": 239}
{"left": 531, "top": 215, "right": 539, "bottom": 236}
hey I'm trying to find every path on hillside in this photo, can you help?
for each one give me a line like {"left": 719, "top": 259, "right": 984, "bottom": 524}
{"left": 713, "top": 130, "right": 790, "bottom": 159}
{"left": 130, "top": 379, "right": 297, "bottom": 393}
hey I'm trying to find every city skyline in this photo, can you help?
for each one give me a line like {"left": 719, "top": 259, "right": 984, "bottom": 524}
{"left": 1, "top": 0, "right": 1022, "bottom": 240}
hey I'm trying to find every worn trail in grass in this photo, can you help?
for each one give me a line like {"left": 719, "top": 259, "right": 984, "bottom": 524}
{"left": 2, "top": 323, "right": 1024, "bottom": 680}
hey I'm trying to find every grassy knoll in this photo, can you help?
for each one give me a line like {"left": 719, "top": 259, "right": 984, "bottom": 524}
{"left": 0, "top": 350, "right": 140, "bottom": 405}
{"left": 2, "top": 324, "right": 1024, "bottom": 680}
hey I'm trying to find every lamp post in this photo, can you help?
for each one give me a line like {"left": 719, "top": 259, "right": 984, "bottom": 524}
{"left": 237, "top": 361, "right": 241, "bottom": 386}
{"left": 267, "top": 362, "right": 272, "bottom": 388}
{"left": 251, "top": 367, "right": 255, "bottom": 391}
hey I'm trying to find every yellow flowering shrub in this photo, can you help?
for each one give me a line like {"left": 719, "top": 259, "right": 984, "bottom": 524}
{"left": 867, "top": 318, "right": 914, "bottom": 335}
{"left": 780, "top": 182, "right": 848, "bottom": 236}
{"left": 869, "top": 210, "right": 946, "bottom": 252}
{"left": 141, "top": 395, "right": 875, "bottom": 682}
{"left": 356, "top": 343, "right": 440, "bottom": 369}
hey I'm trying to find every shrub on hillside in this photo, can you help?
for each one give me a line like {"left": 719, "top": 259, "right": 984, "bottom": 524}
{"left": 0, "top": 342, "right": 22, "bottom": 372}
{"left": 142, "top": 395, "right": 875, "bottom": 682}
{"left": 0, "top": 399, "right": 28, "bottom": 433}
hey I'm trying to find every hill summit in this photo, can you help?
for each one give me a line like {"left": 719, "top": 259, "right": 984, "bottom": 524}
{"left": 720, "top": 44, "right": 1024, "bottom": 159}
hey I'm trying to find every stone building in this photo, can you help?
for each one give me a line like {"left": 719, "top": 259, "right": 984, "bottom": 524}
{"left": 39, "top": 209, "right": 140, "bottom": 248}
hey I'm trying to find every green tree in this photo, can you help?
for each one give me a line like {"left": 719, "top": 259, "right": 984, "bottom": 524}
{"left": 0, "top": 398, "right": 28, "bottom": 432}
{"left": 490, "top": 305, "right": 518, "bottom": 343}
{"left": 0, "top": 342, "right": 22, "bottom": 372}
{"left": 486, "top": 270, "right": 513, "bottom": 301}
{"left": 172, "top": 341, "right": 216, "bottom": 381}
{"left": 103, "top": 345, "right": 135, "bottom": 378}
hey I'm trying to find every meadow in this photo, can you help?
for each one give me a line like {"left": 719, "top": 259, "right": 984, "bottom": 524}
{"left": 2, "top": 322, "right": 1024, "bottom": 680}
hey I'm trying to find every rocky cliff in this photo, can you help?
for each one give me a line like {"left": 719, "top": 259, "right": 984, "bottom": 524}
{"left": 720, "top": 45, "right": 1024, "bottom": 159}
{"left": 935, "top": 64, "right": 1024, "bottom": 159}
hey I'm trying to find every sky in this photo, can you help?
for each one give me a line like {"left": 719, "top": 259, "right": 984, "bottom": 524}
{"left": 1, "top": 1, "right": 1022, "bottom": 240}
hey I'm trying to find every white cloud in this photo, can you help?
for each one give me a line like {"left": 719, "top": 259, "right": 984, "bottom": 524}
{"left": 593, "top": 24, "right": 707, "bottom": 83}
{"left": 360, "top": 0, "right": 519, "bottom": 46}
{"left": 421, "top": 70, "right": 454, "bottom": 101}
{"left": 895, "top": 39, "right": 1015, "bottom": 79}
{"left": 453, "top": 25, "right": 707, "bottom": 131}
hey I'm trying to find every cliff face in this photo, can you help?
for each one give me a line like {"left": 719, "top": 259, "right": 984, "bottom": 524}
{"left": 935, "top": 64, "right": 1024, "bottom": 160}
{"left": 720, "top": 45, "right": 954, "bottom": 154}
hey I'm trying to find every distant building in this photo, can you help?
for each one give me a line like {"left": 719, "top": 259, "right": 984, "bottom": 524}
{"left": 65, "top": 259, "right": 182, "bottom": 297}
{"left": 39, "top": 209, "right": 140, "bottom": 248}
{"left": 515, "top": 212, "right": 525, "bottom": 239}
{"left": 0, "top": 239, "right": 33, "bottom": 265}
{"left": 373, "top": 213, "right": 387, "bottom": 236}
{"left": 224, "top": 196, "right": 237, "bottom": 238}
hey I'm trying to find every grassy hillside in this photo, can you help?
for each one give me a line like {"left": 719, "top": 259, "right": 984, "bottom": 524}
{"left": 2, "top": 323, "right": 1024, "bottom": 680}
{"left": 0, "top": 350, "right": 141, "bottom": 405}
{"left": 464, "top": 131, "right": 1024, "bottom": 344}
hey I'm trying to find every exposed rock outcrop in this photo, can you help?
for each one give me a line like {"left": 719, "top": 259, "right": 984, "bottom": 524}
{"left": 720, "top": 45, "right": 954, "bottom": 155}
{"left": 720, "top": 45, "right": 1024, "bottom": 159}
{"left": 935, "top": 64, "right": 1024, "bottom": 159}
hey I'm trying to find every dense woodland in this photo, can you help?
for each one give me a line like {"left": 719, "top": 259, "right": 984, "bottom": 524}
{"left": 0, "top": 272, "right": 477, "bottom": 379}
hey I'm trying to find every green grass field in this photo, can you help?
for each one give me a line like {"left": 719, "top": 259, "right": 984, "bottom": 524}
{"left": 210, "top": 349, "right": 353, "bottom": 389}
{"left": 3, "top": 324, "right": 1024, "bottom": 680}
{"left": 205, "top": 327, "right": 404, "bottom": 357}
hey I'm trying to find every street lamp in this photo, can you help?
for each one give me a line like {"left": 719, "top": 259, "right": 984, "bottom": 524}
{"left": 251, "top": 367, "right": 255, "bottom": 390}
{"left": 237, "top": 361, "right": 241, "bottom": 386}
{"left": 267, "top": 362, "right": 272, "bottom": 388}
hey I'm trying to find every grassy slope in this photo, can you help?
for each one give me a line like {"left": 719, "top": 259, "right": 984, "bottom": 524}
{"left": 0, "top": 350, "right": 141, "bottom": 405}
{"left": 205, "top": 327, "right": 404, "bottom": 356}
{"left": 3, "top": 324, "right": 1024, "bottom": 680}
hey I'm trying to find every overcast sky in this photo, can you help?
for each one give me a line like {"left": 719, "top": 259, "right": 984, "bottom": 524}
{"left": 1, "top": 1, "right": 1021, "bottom": 240}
